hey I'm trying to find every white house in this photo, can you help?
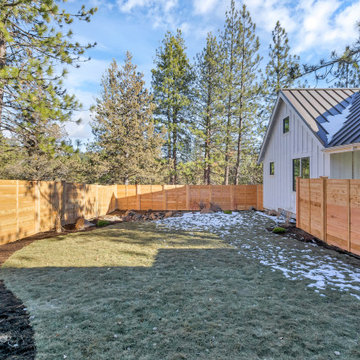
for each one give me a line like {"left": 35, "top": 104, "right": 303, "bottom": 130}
{"left": 258, "top": 88, "right": 360, "bottom": 216}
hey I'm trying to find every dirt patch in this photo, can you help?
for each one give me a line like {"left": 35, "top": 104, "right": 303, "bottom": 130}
{"left": 0, "top": 280, "right": 35, "bottom": 360}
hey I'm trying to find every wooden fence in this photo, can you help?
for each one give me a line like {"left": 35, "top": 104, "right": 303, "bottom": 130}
{"left": 297, "top": 177, "right": 360, "bottom": 256}
{"left": 0, "top": 180, "right": 263, "bottom": 245}
{"left": 0, "top": 180, "right": 117, "bottom": 245}
{"left": 117, "top": 184, "right": 263, "bottom": 211}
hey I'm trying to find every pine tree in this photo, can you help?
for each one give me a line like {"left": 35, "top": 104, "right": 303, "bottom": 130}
{"left": 151, "top": 30, "right": 194, "bottom": 184}
{"left": 193, "top": 33, "right": 223, "bottom": 184}
{"left": 265, "top": 21, "right": 300, "bottom": 103}
{"left": 332, "top": 46, "right": 360, "bottom": 87}
{"left": 0, "top": 0, "right": 96, "bottom": 149}
{"left": 220, "top": 0, "right": 238, "bottom": 185}
{"left": 233, "top": 4, "right": 261, "bottom": 185}
{"left": 91, "top": 53, "right": 163, "bottom": 184}
{"left": 220, "top": 0, "right": 262, "bottom": 185}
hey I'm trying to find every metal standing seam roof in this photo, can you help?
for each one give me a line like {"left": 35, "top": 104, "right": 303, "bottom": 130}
{"left": 280, "top": 88, "right": 360, "bottom": 147}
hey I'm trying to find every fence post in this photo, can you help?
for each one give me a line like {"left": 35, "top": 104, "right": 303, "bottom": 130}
{"left": 137, "top": 184, "right": 141, "bottom": 210}
{"left": 185, "top": 185, "right": 189, "bottom": 210}
{"left": 163, "top": 185, "right": 167, "bottom": 211}
{"left": 348, "top": 179, "right": 351, "bottom": 252}
{"left": 35, "top": 181, "right": 40, "bottom": 233}
{"left": 230, "top": 185, "right": 235, "bottom": 210}
{"left": 320, "top": 177, "right": 327, "bottom": 243}
{"left": 296, "top": 177, "right": 301, "bottom": 228}
{"left": 125, "top": 185, "right": 128, "bottom": 210}
{"left": 82, "top": 183, "right": 86, "bottom": 217}
{"left": 16, "top": 180, "right": 19, "bottom": 239}
{"left": 95, "top": 184, "right": 99, "bottom": 217}
{"left": 61, "top": 181, "right": 66, "bottom": 225}
{"left": 208, "top": 185, "right": 212, "bottom": 208}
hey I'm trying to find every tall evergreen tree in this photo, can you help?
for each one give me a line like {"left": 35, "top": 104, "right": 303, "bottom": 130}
{"left": 151, "top": 30, "right": 194, "bottom": 184}
{"left": 220, "top": 0, "right": 262, "bottom": 184}
{"left": 193, "top": 32, "right": 223, "bottom": 184}
{"left": 91, "top": 53, "right": 163, "bottom": 184}
{"left": 220, "top": 0, "right": 238, "bottom": 185}
{"left": 0, "top": 1, "right": 96, "bottom": 140}
{"left": 265, "top": 21, "right": 300, "bottom": 104}
{"left": 233, "top": 4, "right": 261, "bottom": 185}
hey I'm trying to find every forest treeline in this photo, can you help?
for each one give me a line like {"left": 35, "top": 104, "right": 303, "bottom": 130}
{"left": 1, "top": 0, "right": 359, "bottom": 184}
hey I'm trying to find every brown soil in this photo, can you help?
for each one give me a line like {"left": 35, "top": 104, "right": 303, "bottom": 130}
{"left": 0, "top": 280, "right": 36, "bottom": 360}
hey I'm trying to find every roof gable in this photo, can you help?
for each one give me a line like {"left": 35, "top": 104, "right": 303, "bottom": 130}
{"left": 258, "top": 88, "right": 360, "bottom": 162}
{"left": 281, "top": 88, "right": 359, "bottom": 147}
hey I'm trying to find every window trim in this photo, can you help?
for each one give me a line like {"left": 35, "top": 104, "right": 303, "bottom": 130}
{"left": 292, "top": 156, "right": 310, "bottom": 191}
{"left": 283, "top": 116, "right": 290, "bottom": 134}
{"left": 270, "top": 162, "right": 275, "bottom": 175}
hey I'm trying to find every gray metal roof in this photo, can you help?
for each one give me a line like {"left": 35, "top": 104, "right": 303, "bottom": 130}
{"left": 281, "top": 88, "right": 360, "bottom": 147}
{"left": 329, "top": 91, "right": 360, "bottom": 146}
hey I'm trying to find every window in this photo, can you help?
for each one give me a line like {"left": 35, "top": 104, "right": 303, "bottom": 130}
{"left": 283, "top": 116, "right": 290, "bottom": 133}
{"left": 270, "top": 162, "right": 275, "bottom": 175}
{"left": 293, "top": 157, "right": 310, "bottom": 191}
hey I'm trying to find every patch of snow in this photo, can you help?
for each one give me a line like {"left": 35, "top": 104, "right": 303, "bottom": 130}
{"left": 155, "top": 211, "right": 360, "bottom": 301}
{"left": 322, "top": 104, "right": 351, "bottom": 143}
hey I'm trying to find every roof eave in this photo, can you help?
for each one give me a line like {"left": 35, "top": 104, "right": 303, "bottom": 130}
{"left": 322, "top": 142, "right": 360, "bottom": 153}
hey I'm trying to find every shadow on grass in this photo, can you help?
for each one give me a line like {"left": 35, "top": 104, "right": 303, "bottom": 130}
{"left": 2, "top": 246, "right": 360, "bottom": 360}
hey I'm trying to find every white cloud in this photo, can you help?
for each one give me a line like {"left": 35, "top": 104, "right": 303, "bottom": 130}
{"left": 179, "top": 22, "right": 191, "bottom": 35}
{"left": 117, "top": 0, "right": 151, "bottom": 12}
{"left": 116, "top": 0, "right": 180, "bottom": 29}
{"left": 63, "top": 58, "right": 110, "bottom": 90}
{"left": 245, "top": 0, "right": 296, "bottom": 33}
{"left": 240, "top": 0, "right": 360, "bottom": 57}
{"left": 65, "top": 110, "right": 93, "bottom": 141}
{"left": 193, "top": 0, "right": 219, "bottom": 14}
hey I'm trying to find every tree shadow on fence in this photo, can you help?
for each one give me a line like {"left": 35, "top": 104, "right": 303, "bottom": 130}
{"left": 0, "top": 180, "right": 117, "bottom": 245}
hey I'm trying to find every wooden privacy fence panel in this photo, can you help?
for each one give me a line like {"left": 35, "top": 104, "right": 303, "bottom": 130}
{"left": 297, "top": 177, "right": 360, "bottom": 256}
{"left": 116, "top": 184, "right": 263, "bottom": 211}
{"left": 0, "top": 180, "right": 118, "bottom": 245}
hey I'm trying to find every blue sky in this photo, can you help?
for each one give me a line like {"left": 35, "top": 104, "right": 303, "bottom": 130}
{"left": 63, "top": 0, "right": 360, "bottom": 146}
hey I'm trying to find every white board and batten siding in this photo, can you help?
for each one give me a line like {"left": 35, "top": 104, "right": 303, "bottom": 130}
{"left": 262, "top": 99, "right": 329, "bottom": 214}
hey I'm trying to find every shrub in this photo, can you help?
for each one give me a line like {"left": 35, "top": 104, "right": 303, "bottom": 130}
{"left": 223, "top": 210, "right": 232, "bottom": 214}
{"left": 272, "top": 226, "right": 287, "bottom": 234}
{"left": 97, "top": 220, "right": 111, "bottom": 227}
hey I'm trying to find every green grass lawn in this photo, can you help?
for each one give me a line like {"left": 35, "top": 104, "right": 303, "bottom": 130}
{"left": 1, "top": 220, "right": 360, "bottom": 359}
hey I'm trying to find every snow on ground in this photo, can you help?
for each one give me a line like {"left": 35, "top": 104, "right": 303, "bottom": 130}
{"left": 155, "top": 211, "right": 360, "bottom": 300}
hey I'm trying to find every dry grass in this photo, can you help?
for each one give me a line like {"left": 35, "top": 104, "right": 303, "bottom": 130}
{"left": 1, "top": 221, "right": 360, "bottom": 359}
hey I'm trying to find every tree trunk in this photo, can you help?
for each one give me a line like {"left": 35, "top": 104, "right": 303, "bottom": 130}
{"left": 172, "top": 113, "right": 178, "bottom": 185}
{"left": 234, "top": 115, "right": 242, "bottom": 185}
{"left": 224, "top": 95, "right": 232, "bottom": 185}
{"left": 0, "top": 36, "right": 6, "bottom": 126}
{"left": 167, "top": 112, "right": 172, "bottom": 183}
{"left": 204, "top": 91, "right": 212, "bottom": 185}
